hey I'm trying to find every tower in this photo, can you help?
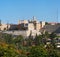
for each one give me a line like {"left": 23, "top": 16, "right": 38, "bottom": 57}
{"left": 18, "top": 20, "right": 20, "bottom": 24}
{"left": 33, "top": 16, "right": 37, "bottom": 21}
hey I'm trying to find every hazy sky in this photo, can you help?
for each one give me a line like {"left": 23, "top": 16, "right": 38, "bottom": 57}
{"left": 0, "top": 0, "right": 60, "bottom": 24}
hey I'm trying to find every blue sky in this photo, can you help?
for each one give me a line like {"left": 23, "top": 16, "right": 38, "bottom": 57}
{"left": 0, "top": 0, "right": 60, "bottom": 24}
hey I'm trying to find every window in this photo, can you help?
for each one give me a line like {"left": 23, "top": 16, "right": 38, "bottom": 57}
{"left": 24, "top": 24, "right": 28, "bottom": 27}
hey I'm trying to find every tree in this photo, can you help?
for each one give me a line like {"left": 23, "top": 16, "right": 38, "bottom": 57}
{"left": 28, "top": 46, "right": 48, "bottom": 57}
{"left": 50, "top": 33, "right": 57, "bottom": 39}
{"left": 44, "top": 31, "right": 50, "bottom": 38}
{"left": 50, "top": 33, "right": 57, "bottom": 47}
{"left": 46, "top": 44, "right": 59, "bottom": 57}
{"left": 3, "top": 34, "right": 13, "bottom": 44}
{"left": 34, "top": 34, "right": 46, "bottom": 46}
{"left": 0, "top": 43, "right": 20, "bottom": 57}
{"left": 13, "top": 35, "right": 24, "bottom": 49}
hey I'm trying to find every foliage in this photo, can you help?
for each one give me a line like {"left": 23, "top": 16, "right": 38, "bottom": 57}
{"left": 13, "top": 35, "right": 24, "bottom": 49}
{"left": 50, "top": 33, "right": 57, "bottom": 38}
{"left": 0, "top": 43, "right": 20, "bottom": 57}
{"left": 0, "top": 32, "right": 60, "bottom": 57}
{"left": 46, "top": 44, "right": 60, "bottom": 57}
{"left": 44, "top": 31, "right": 50, "bottom": 38}
{"left": 28, "top": 46, "right": 48, "bottom": 57}
{"left": 3, "top": 34, "right": 13, "bottom": 44}
{"left": 34, "top": 34, "right": 44, "bottom": 45}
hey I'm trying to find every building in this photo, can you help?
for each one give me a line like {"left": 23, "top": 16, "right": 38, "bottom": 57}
{"left": 0, "top": 24, "right": 18, "bottom": 31}
{"left": 17, "top": 19, "right": 42, "bottom": 37}
{"left": 0, "top": 24, "right": 9, "bottom": 30}
{"left": 41, "top": 24, "right": 60, "bottom": 35}
{"left": 0, "top": 17, "right": 45, "bottom": 38}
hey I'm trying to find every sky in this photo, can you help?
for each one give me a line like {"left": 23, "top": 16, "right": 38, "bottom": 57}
{"left": 0, "top": 0, "right": 60, "bottom": 24}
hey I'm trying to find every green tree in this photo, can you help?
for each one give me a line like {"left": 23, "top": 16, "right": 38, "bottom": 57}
{"left": 34, "top": 34, "right": 46, "bottom": 46}
{"left": 0, "top": 43, "right": 20, "bottom": 57}
{"left": 50, "top": 33, "right": 57, "bottom": 47}
{"left": 44, "top": 31, "right": 50, "bottom": 38}
{"left": 3, "top": 34, "right": 13, "bottom": 44}
{"left": 13, "top": 35, "right": 24, "bottom": 49}
{"left": 50, "top": 33, "right": 57, "bottom": 39}
{"left": 28, "top": 46, "right": 48, "bottom": 57}
{"left": 46, "top": 44, "right": 59, "bottom": 57}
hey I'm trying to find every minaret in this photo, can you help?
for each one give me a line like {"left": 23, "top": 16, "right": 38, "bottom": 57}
{"left": 33, "top": 16, "right": 34, "bottom": 20}
{"left": 33, "top": 16, "right": 36, "bottom": 21}
{"left": 18, "top": 20, "right": 20, "bottom": 24}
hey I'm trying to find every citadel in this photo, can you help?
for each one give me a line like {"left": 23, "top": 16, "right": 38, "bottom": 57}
{"left": 0, "top": 17, "right": 45, "bottom": 38}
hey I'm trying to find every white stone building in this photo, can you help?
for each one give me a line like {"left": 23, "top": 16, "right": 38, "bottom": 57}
{"left": 0, "top": 18, "right": 45, "bottom": 38}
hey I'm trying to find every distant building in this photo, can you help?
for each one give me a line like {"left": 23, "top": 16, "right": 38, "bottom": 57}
{"left": 8, "top": 24, "right": 18, "bottom": 30}
{"left": 40, "top": 21, "right": 45, "bottom": 28}
{"left": 41, "top": 24, "right": 60, "bottom": 35}
{"left": 0, "top": 17, "right": 46, "bottom": 37}
{"left": 48, "top": 22, "right": 58, "bottom": 25}
{"left": 0, "top": 24, "right": 8, "bottom": 30}
{"left": 17, "top": 19, "right": 42, "bottom": 37}
{"left": 0, "top": 24, "right": 18, "bottom": 31}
